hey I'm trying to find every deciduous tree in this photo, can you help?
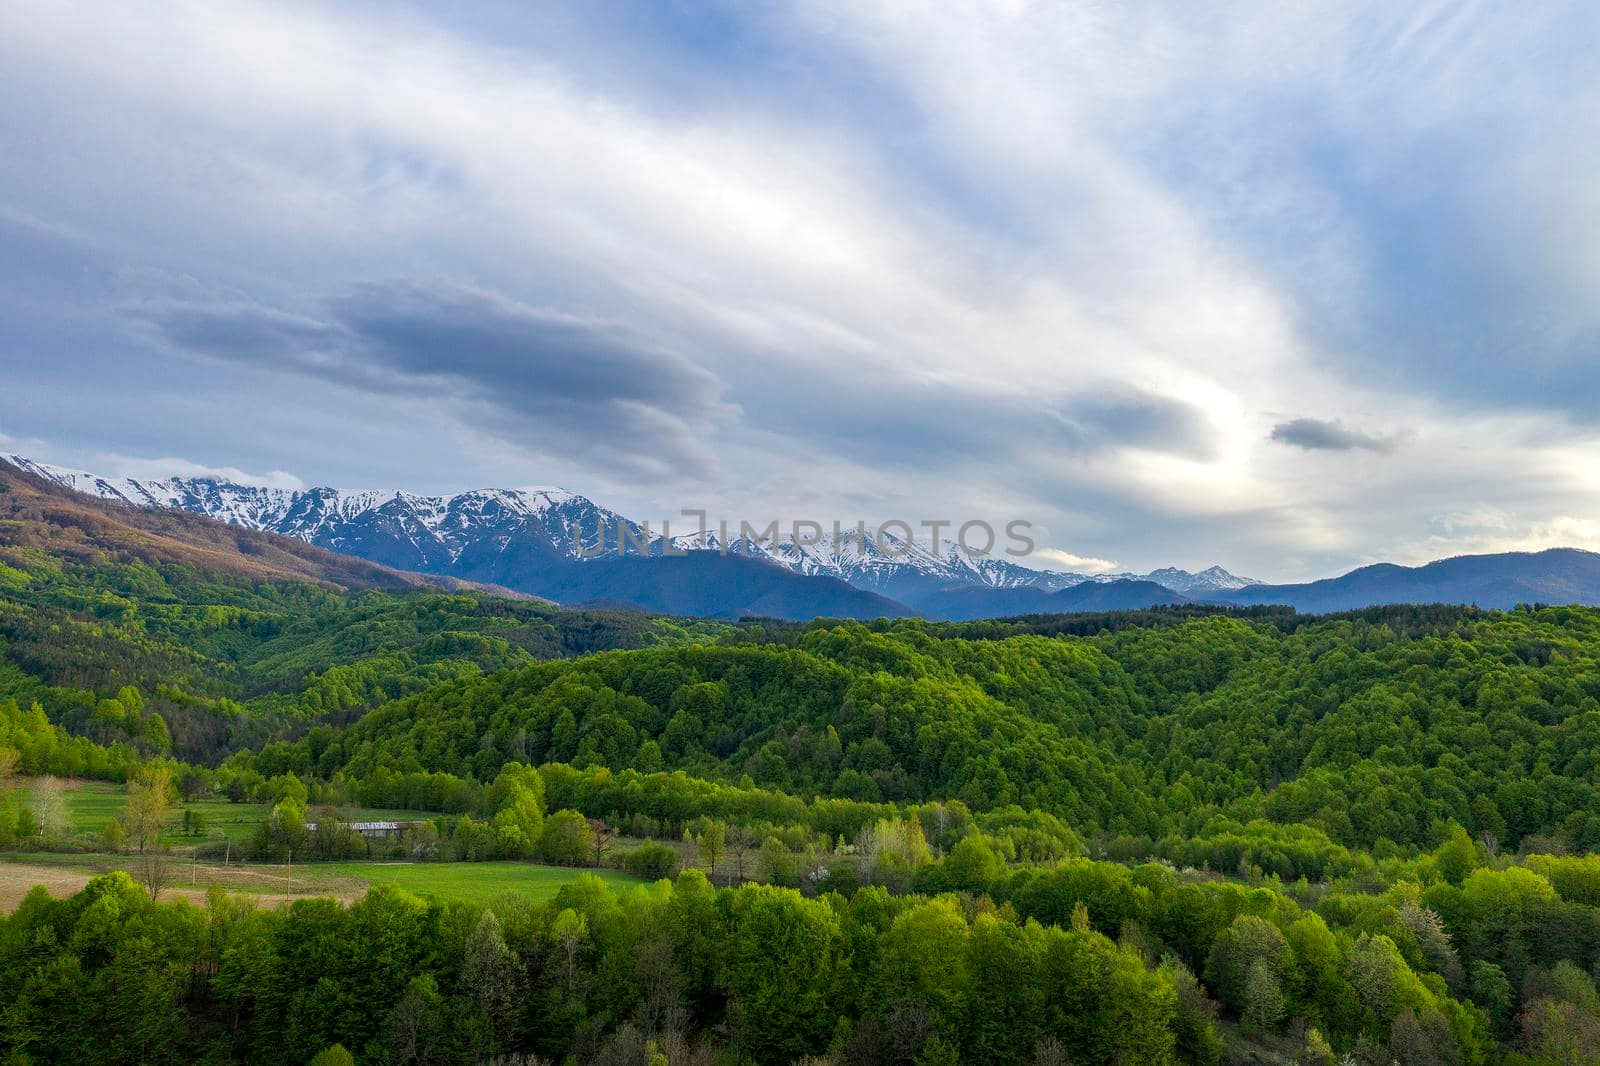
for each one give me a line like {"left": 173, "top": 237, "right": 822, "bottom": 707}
{"left": 121, "top": 764, "right": 174, "bottom": 856}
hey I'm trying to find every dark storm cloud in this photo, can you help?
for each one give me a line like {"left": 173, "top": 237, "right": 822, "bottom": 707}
{"left": 330, "top": 284, "right": 725, "bottom": 421}
{"left": 130, "top": 283, "right": 731, "bottom": 480}
{"left": 1269, "top": 417, "right": 1397, "bottom": 453}
{"left": 137, "top": 303, "right": 344, "bottom": 365}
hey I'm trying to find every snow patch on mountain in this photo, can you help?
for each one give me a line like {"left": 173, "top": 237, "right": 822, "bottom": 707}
{"left": 1089, "top": 564, "right": 1260, "bottom": 594}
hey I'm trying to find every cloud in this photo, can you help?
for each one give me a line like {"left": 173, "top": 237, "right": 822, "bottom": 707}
{"left": 1032, "top": 548, "right": 1119, "bottom": 574}
{"left": 130, "top": 282, "right": 733, "bottom": 481}
{"left": 1056, "top": 391, "right": 1222, "bottom": 459}
{"left": 97, "top": 453, "right": 306, "bottom": 491}
{"left": 2, "top": 1, "right": 1600, "bottom": 581}
{"left": 1436, "top": 505, "right": 1514, "bottom": 534}
{"left": 1393, "top": 515, "right": 1600, "bottom": 566}
{"left": 1269, "top": 417, "right": 1400, "bottom": 452}
{"left": 734, "top": 370, "right": 1224, "bottom": 473}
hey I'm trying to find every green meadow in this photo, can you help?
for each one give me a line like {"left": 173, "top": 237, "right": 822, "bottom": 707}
{"left": 308, "top": 861, "right": 643, "bottom": 907}
{"left": 16, "top": 779, "right": 436, "bottom": 849}
{"left": 1, "top": 782, "right": 643, "bottom": 908}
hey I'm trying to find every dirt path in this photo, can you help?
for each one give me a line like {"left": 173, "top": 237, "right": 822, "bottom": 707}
{"left": 0, "top": 860, "right": 365, "bottom": 912}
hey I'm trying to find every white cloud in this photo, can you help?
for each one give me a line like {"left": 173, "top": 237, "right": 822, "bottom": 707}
{"left": 0, "top": 1, "right": 1597, "bottom": 581}
{"left": 1437, "top": 505, "right": 1515, "bottom": 534}
{"left": 96, "top": 453, "right": 306, "bottom": 492}
{"left": 1032, "top": 549, "right": 1120, "bottom": 575}
{"left": 1393, "top": 516, "right": 1600, "bottom": 565}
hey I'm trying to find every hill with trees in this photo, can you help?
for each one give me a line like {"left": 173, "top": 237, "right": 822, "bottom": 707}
{"left": 6, "top": 519, "right": 1600, "bottom": 1062}
{"left": 270, "top": 604, "right": 1600, "bottom": 855}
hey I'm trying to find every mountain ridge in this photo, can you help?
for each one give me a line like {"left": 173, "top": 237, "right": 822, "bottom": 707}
{"left": 11, "top": 456, "right": 1242, "bottom": 613}
{"left": 1212, "top": 547, "right": 1600, "bottom": 612}
{"left": 0, "top": 457, "right": 526, "bottom": 597}
{"left": 14, "top": 455, "right": 1598, "bottom": 618}
{"left": 0, "top": 457, "right": 911, "bottom": 620}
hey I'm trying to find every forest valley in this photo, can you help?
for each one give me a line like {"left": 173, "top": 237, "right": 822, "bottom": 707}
{"left": 6, "top": 539, "right": 1600, "bottom": 1064}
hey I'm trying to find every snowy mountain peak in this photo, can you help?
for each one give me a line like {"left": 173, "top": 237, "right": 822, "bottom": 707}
{"left": 1093, "top": 565, "right": 1260, "bottom": 595}
{"left": 663, "top": 523, "right": 1081, "bottom": 596}
{"left": 515, "top": 486, "right": 577, "bottom": 505}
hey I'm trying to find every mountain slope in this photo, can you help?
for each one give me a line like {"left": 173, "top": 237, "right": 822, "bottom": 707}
{"left": 670, "top": 524, "right": 1088, "bottom": 608}
{"left": 1054, "top": 578, "right": 1193, "bottom": 611}
{"left": 535, "top": 551, "right": 912, "bottom": 620}
{"left": 2, "top": 457, "right": 910, "bottom": 619}
{"left": 2, "top": 456, "right": 634, "bottom": 577}
{"left": 0, "top": 458, "right": 498, "bottom": 594}
{"left": 919, "top": 577, "right": 1192, "bottom": 620}
{"left": 1214, "top": 548, "right": 1600, "bottom": 612}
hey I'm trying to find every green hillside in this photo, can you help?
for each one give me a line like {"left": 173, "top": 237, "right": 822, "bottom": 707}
{"left": 0, "top": 542, "right": 729, "bottom": 763}
{"left": 289, "top": 604, "right": 1600, "bottom": 854}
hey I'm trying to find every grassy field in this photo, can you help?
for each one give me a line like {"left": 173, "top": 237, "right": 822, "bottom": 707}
{"left": 0, "top": 852, "right": 645, "bottom": 911}
{"left": 15, "top": 779, "right": 436, "bottom": 849}
{"left": 0, "top": 781, "right": 648, "bottom": 910}
{"left": 309, "top": 861, "right": 644, "bottom": 906}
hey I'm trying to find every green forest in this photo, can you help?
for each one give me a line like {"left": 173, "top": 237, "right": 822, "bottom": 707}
{"left": 5, "top": 544, "right": 1600, "bottom": 1063}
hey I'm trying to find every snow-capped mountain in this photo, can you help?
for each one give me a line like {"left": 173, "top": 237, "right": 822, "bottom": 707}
{"left": 2, "top": 454, "right": 1251, "bottom": 615}
{"left": 1088, "top": 565, "right": 1260, "bottom": 596}
{"left": 3, "top": 454, "right": 643, "bottom": 582}
{"left": 665, "top": 523, "right": 1084, "bottom": 603}
{"left": 4, "top": 455, "right": 1086, "bottom": 596}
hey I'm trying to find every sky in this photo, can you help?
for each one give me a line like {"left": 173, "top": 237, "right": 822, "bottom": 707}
{"left": 2, "top": 1, "right": 1598, "bottom": 582}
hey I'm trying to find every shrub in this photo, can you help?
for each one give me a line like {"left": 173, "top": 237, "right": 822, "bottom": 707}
{"left": 621, "top": 840, "right": 681, "bottom": 879}
{"left": 539, "top": 809, "right": 592, "bottom": 865}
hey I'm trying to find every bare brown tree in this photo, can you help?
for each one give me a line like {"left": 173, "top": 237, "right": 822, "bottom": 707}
{"left": 727, "top": 825, "right": 755, "bottom": 883}
{"left": 588, "top": 818, "right": 616, "bottom": 867}
{"left": 138, "top": 843, "right": 172, "bottom": 900}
